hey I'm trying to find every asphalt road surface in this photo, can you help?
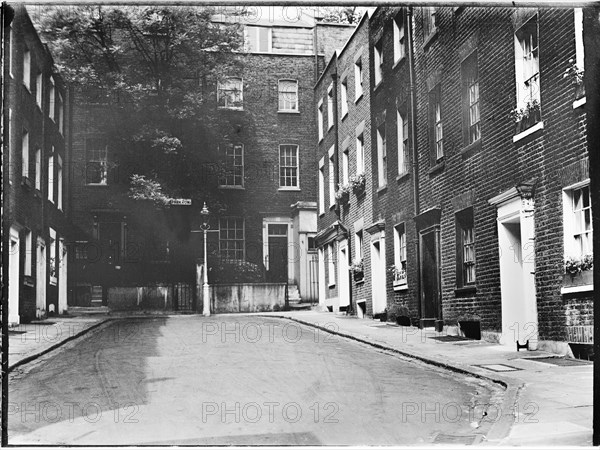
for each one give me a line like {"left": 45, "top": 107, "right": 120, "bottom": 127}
{"left": 8, "top": 316, "right": 502, "bottom": 445}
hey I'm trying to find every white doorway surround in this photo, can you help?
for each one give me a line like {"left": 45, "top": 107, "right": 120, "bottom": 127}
{"left": 490, "top": 186, "right": 539, "bottom": 350}
{"left": 338, "top": 239, "right": 350, "bottom": 308}
{"left": 58, "top": 238, "right": 68, "bottom": 314}
{"left": 9, "top": 227, "right": 21, "bottom": 325}
{"left": 36, "top": 237, "right": 47, "bottom": 318}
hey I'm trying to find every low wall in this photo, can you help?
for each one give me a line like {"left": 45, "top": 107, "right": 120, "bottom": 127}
{"left": 108, "top": 285, "right": 174, "bottom": 311}
{"left": 198, "top": 282, "right": 287, "bottom": 313}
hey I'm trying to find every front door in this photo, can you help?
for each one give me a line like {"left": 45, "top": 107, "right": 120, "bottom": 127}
{"left": 371, "top": 238, "right": 387, "bottom": 315}
{"left": 420, "top": 229, "right": 440, "bottom": 320}
{"left": 267, "top": 224, "right": 288, "bottom": 282}
{"left": 9, "top": 228, "right": 20, "bottom": 325}
{"left": 36, "top": 238, "right": 47, "bottom": 318}
{"left": 338, "top": 240, "right": 350, "bottom": 308}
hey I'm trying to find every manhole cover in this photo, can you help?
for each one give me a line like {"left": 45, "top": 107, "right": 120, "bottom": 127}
{"left": 432, "top": 433, "right": 482, "bottom": 445}
{"left": 429, "top": 335, "right": 473, "bottom": 342}
{"left": 524, "top": 357, "right": 592, "bottom": 366}
{"left": 476, "top": 364, "right": 521, "bottom": 372}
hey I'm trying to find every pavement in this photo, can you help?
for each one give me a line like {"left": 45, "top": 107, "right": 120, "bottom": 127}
{"left": 7, "top": 308, "right": 593, "bottom": 446}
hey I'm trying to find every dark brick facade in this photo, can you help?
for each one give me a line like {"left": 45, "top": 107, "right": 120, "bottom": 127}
{"left": 316, "top": 6, "right": 592, "bottom": 350}
{"left": 4, "top": 4, "right": 71, "bottom": 322}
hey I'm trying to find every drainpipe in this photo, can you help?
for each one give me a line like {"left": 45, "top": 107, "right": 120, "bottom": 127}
{"left": 407, "top": 7, "right": 421, "bottom": 319}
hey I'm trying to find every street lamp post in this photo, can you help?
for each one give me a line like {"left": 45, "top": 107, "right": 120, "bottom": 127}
{"left": 200, "top": 202, "right": 211, "bottom": 317}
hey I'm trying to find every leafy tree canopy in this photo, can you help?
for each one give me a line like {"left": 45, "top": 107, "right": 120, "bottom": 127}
{"left": 36, "top": 5, "right": 246, "bottom": 206}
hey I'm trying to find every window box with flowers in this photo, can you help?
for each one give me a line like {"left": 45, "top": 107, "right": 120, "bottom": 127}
{"left": 350, "top": 259, "right": 364, "bottom": 282}
{"left": 389, "top": 264, "right": 407, "bottom": 290}
{"left": 563, "top": 254, "right": 593, "bottom": 289}
{"left": 510, "top": 99, "right": 541, "bottom": 134}
{"left": 564, "top": 59, "right": 585, "bottom": 100}
{"left": 349, "top": 173, "right": 366, "bottom": 197}
{"left": 335, "top": 183, "right": 351, "bottom": 205}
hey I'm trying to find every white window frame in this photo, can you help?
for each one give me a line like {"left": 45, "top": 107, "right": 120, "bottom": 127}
{"left": 377, "top": 123, "right": 387, "bottom": 188}
{"left": 48, "top": 153, "right": 55, "bottom": 203}
{"left": 342, "top": 148, "right": 349, "bottom": 185}
{"left": 398, "top": 110, "right": 409, "bottom": 175}
{"left": 394, "top": 16, "right": 406, "bottom": 63}
{"left": 219, "top": 217, "right": 245, "bottom": 261}
{"left": 328, "top": 146, "right": 335, "bottom": 208}
{"left": 279, "top": 144, "right": 299, "bottom": 189}
{"left": 327, "top": 242, "right": 336, "bottom": 287}
{"left": 575, "top": 8, "right": 584, "bottom": 71}
{"left": 36, "top": 72, "right": 43, "bottom": 109}
{"left": 22, "top": 129, "right": 29, "bottom": 179}
{"left": 374, "top": 39, "right": 383, "bottom": 85}
{"left": 278, "top": 79, "right": 298, "bottom": 112}
{"left": 563, "top": 180, "right": 593, "bottom": 260}
{"left": 219, "top": 143, "right": 244, "bottom": 187}
{"left": 340, "top": 76, "right": 348, "bottom": 118}
{"left": 354, "top": 58, "right": 363, "bottom": 101}
{"left": 514, "top": 15, "right": 540, "bottom": 110}
{"left": 327, "top": 83, "right": 334, "bottom": 129}
{"left": 86, "top": 138, "right": 108, "bottom": 185}
{"left": 35, "top": 148, "right": 41, "bottom": 190}
{"left": 393, "top": 223, "right": 407, "bottom": 287}
{"left": 217, "top": 77, "right": 243, "bottom": 110}
{"left": 318, "top": 158, "right": 325, "bottom": 215}
{"left": 23, "top": 48, "right": 31, "bottom": 91}
{"left": 245, "top": 26, "right": 272, "bottom": 53}
{"left": 317, "top": 99, "right": 324, "bottom": 141}
{"left": 24, "top": 229, "right": 32, "bottom": 277}
{"left": 58, "top": 92, "right": 64, "bottom": 135}
{"left": 356, "top": 131, "right": 365, "bottom": 175}
{"left": 57, "top": 155, "right": 63, "bottom": 210}
{"left": 49, "top": 76, "right": 55, "bottom": 121}
{"left": 9, "top": 27, "right": 13, "bottom": 78}
{"left": 49, "top": 228, "right": 57, "bottom": 285}
{"left": 355, "top": 229, "right": 363, "bottom": 261}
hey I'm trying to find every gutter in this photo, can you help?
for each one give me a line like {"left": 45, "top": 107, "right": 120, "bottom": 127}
{"left": 407, "top": 7, "right": 422, "bottom": 318}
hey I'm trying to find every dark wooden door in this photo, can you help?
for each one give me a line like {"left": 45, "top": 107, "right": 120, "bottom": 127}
{"left": 420, "top": 230, "right": 440, "bottom": 319}
{"left": 267, "top": 224, "right": 288, "bottom": 282}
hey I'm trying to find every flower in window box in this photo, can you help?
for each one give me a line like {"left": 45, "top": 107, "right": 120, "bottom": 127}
{"left": 335, "top": 183, "right": 351, "bottom": 204}
{"left": 350, "top": 258, "right": 364, "bottom": 281}
{"left": 565, "top": 254, "right": 593, "bottom": 276}
{"left": 49, "top": 257, "right": 57, "bottom": 279}
{"left": 349, "top": 173, "right": 366, "bottom": 195}
{"left": 510, "top": 99, "right": 541, "bottom": 133}
{"left": 563, "top": 58, "right": 585, "bottom": 98}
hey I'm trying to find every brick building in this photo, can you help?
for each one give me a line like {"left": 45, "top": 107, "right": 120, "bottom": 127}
{"left": 316, "top": 6, "right": 592, "bottom": 356}
{"left": 314, "top": 12, "right": 375, "bottom": 316}
{"left": 63, "top": 10, "right": 353, "bottom": 309}
{"left": 4, "top": 4, "right": 71, "bottom": 323}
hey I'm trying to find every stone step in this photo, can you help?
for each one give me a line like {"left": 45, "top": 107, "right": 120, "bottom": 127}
{"left": 68, "top": 306, "right": 110, "bottom": 315}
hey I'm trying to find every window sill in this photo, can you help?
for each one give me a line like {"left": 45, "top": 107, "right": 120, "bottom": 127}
{"left": 573, "top": 96, "right": 586, "bottom": 109}
{"left": 319, "top": 136, "right": 324, "bottom": 144}
{"left": 34, "top": 189, "right": 42, "bottom": 199}
{"left": 279, "top": 187, "right": 301, "bottom": 191}
{"left": 393, "top": 283, "right": 408, "bottom": 292}
{"left": 355, "top": 93, "right": 363, "bottom": 104}
{"left": 328, "top": 283, "right": 336, "bottom": 289}
{"left": 219, "top": 185, "right": 245, "bottom": 190}
{"left": 455, "top": 285, "right": 477, "bottom": 296}
{"left": 374, "top": 80, "right": 383, "bottom": 91}
{"left": 341, "top": 111, "right": 348, "bottom": 121}
{"left": 50, "top": 277, "right": 57, "bottom": 286}
{"left": 377, "top": 184, "right": 387, "bottom": 194}
{"left": 354, "top": 279, "right": 365, "bottom": 286}
{"left": 86, "top": 183, "right": 109, "bottom": 187}
{"left": 278, "top": 110, "right": 300, "bottom": 114}
{"left": 460, "top": 140, "right": 482, "bottom": 159}
{"left": 428, "top": 160, "right": 445, "bottom": 176}
{"left": 218, "top": 106, "right": 244, "bottom": 111}
{"left": 319, "top": 212, "right": 325, "bottom": 217}
{"left": 396, "top": 172, "right": 410, "bottom": 182}
{"left": 561, "top": 284, "right": 593, "bottom": 295}
{"left": 513, "top": 121, "right": 544, "bottom": 143}
{"left": 329, "top": 203, "right": 336, "bottom": 210}
{"left": 392, "top": 55, "right": 406, "bottom": 70}
{"left": 328, "top": 124, "right": 334, "bottom": 131}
